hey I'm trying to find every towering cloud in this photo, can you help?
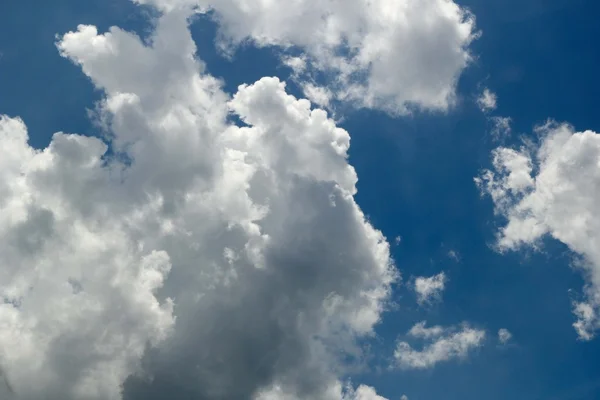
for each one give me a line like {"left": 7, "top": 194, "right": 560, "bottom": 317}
{"left": 0, "top": 9, "right": 395, "bottom": 400}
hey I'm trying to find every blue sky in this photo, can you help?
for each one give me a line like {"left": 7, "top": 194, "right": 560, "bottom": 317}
{"left": 1, "top": 1, "right": 600, "bottom": 400}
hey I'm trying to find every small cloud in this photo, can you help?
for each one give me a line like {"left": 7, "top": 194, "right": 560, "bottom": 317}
{"left": 477, "top": 88, "right": 497, "bottom": 112}
{"left": 447, "top": 250, "right": 460, "bottom": 262}
{"left": 414, "top": 272, "right": 446, "bottom": 305}
{"left": 400, "top": 396, "right": 409, "bottom": 400}
{"left": 394, "top": 322, "right": 486, "bottom": 369}
{"left": 394, "top": 236, "right": 402, "bottom": 245}
{"left": 498, "top": 328, "right": 512, "bottom": 344}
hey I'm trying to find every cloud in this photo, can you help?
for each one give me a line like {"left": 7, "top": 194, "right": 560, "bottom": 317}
{"left": 0, "top": 9, "right": 396, "bottom": 400}
{"left": 447, "top": 249, "right": 461, "bottom": 262}
{"left": 0, "top": 117, "right": 175, "bottom": 400}
{"left": 477, "top": 88, "right": 497, "bottom": 112}
{"left": 343, "top": 384, "right": 391, "bottom": 400}
{"left": 408, "top": 321, "right": 446, "bottom": 339}
{"left": 301, "top": 83, "right": 334, "bottom": 109}
{"left": 477, "top": 121, "right": 600, "bottom": 340}
{"left": 414, "top": 272, "right": 447, "bottom": 305}
{"left": 498, "top": 328, "right": 512, "bottom": 344}
{"left": 133, "top": 0, "right": 478, "bottom": 115}
{"left": 489, "top": 116, "right": 512, "bottom": 141}
{"left": 394, "top": 322, "right": 485, "bottom": 369}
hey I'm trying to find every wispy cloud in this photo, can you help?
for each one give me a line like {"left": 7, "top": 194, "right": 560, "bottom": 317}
{"left": 394, "top": 322, "right": 486, "bottom": 369}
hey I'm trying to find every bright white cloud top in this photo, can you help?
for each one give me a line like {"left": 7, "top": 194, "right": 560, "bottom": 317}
{"left": 0, "top": 9, "right": 401, "bottom": 400}
{"left": 394, "top": 321, "right": 485, "bottom": 369}
{"left": 414, "top": 272, "right": 447, "bottom": 305}
{"left": 134, "top": 0, "right": 477, "bottom": 114}
{"left": 477, "top": 122, "right": 600, "bottom": 341}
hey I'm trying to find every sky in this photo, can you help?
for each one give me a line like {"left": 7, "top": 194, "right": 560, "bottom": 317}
{"left": 0, "top": 1, "right": 600, "bottom": 400}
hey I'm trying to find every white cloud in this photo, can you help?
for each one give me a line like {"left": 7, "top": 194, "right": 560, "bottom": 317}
{"left": 394, "top": 322, "right": 485, "bottom": 369}
{"left": 477, "top": 121, "right": 600, "bottom": 340}
{"left": 353, "top": 386, "right": 390, "bottom": 400}
{"left": 414, "top": 272, "right": 447, "bottom": 305}
{"left": 477, "top": 88, "right": 497, "bottom": 112}
{"left": 0, "top": 9, "right": 397, "bottom": 400}
{"left": 343, "top": 384, "right": 391, "bottom": 400}
{"left": 134, "top": 0, "right": 477, "bottom": 115}
{"left": 408, "top": 321, "right": 446, "bottom": 339}
{"left": 498, "top": 328, "right": 512, "bottom": 344}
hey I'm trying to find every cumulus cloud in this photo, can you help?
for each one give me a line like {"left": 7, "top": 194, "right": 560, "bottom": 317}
{"left": 414, "top": 272, "right": 447, "bottom": 305}
{"left": 133, "top": 0, "right": 478, "bottom": 114}
{"left": 394, "top": 321, "right": 485, "bottom": 369}
{"left": 301, "top": 83, "right": 334, "bottom": 109}
{"left": 498, "top": 328, "right": 512, "bottom": 344}
{"left": 0, "top": 9, "right": 397, "bottom": 400}
{"left": 477, "top": 122, "right": 600, "bottom": 340}
{"left": 477, "top": 88, "right": 497, "bottom": 112}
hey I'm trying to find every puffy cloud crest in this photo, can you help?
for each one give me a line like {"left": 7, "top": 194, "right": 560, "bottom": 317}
{"left": 477, "top": 122, "right": 600, "bottom": 340}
